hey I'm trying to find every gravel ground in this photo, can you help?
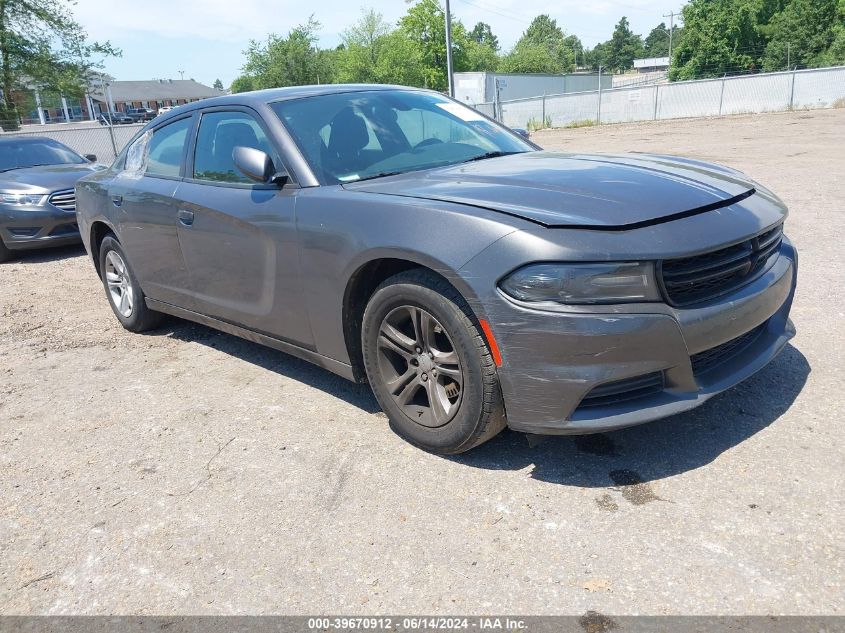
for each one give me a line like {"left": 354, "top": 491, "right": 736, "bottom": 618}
{"left": 1, "top": 109, "right": 843, "bottom": 615}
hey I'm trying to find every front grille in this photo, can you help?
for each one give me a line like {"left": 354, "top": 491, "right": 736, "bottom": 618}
{"left": 691, "top": 322, "right": 767, "bottom": 376}
{"left": 659, "top": 224, "right": 783, "bottom": 307}
{"left": 578, "top": 371, "right": 665, "bottom": 409}
{"left": 48, "top": 189, "right": 76, "bottom": 212}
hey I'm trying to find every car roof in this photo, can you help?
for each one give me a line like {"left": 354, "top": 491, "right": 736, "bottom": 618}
{"left": 0, "top": 135, "right": 63, "bottom": 145}
{"left": 152, "top": 84, "right": 433, "bottom": 125}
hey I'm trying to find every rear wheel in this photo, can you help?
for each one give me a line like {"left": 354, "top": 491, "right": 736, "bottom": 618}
{"left": 362, "top": 269, "right": 506, "bottom": 454}
{"left": 99, "top": 235, "right": 164, "bottom": 332}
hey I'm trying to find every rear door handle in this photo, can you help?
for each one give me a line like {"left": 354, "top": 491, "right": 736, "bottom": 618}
{"left": 177, "top": 209, "right": 194, "bottom": 226}
{"left": 111, "top": 195, "right": 122, "bottom": 207}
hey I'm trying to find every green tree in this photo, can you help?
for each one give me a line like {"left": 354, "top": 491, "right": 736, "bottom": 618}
{"left": 336, "top": 9, "right": 391, "bottom": 83}
{"left": 470, "top": 22, "right": 499, "bottom": 51}
{"left": 233, "top": 17, "right": 326, "bottom": 89}
{"left": 0, "top": 0, "right": 118, "bottom": 129}
{"left": 399, "top": 0, "right": 469, "bottom": 90}
{"left": 762, "top": 0, "right": 841, "bottom": 70}
{"left": 605, "top": 16, "right": 644, "bottom": 72}
{"left": 213, "top": 78, "right": 224, "bottom": 90}
{"left": 643, "top": 22, "right": 683, "bottom": 58}
{"left": 499, "top": 15, "right": 576, "bottom": 73}
{"left": 669, "top": 0, "right": 781, "bottom": 80}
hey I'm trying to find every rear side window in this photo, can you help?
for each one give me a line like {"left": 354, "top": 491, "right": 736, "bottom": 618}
{"left": 193, "top": 111, "right": 276, "bottom": 184}
{"left": 144, "top": 117, "right": 192, "bottom": 177}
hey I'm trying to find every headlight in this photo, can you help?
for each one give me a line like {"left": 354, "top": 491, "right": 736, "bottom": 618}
{"left": 0, "top": 192, "right": 47, "bottom": 206}
{"left": 499, "top": 262, "right": 662, "bottom": 305}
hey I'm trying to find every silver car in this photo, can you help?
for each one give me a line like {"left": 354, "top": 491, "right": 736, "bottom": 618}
{"left": 76, "top": 85, "right": 798, "bottom": 454}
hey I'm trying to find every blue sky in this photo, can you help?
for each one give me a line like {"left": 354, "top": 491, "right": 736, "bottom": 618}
{"left": 75, "top": 0, "right": 681, "bottom": 88}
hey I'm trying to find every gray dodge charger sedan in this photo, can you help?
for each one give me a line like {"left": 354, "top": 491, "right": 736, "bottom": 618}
{"left": 75, "top": 85, "right": 797, "bottom": 454}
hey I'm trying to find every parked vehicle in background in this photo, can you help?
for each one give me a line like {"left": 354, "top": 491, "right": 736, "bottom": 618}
{"left": 156, "top": 105, "right": 176, "bottom": 116}
{"left": 75, "top": 85, "right": 798, "bottom": 454}
{"left": 126, "top": 107, "right": 157, "bottom": 122}
{"left": 1, "top": 137, "right": 102, "bottom": 262}
{"left": 98, "top": 112, "right": 135, "bottom": 125}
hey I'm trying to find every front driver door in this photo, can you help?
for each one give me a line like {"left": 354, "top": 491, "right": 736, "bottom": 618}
{"left": 173, "top": 107, "right": 313, "bottom": 348}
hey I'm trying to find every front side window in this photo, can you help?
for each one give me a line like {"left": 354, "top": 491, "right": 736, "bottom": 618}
{"left": 144, "top": 117, "right": 192, "bottom": 177}
{"left": 193, "top": 111, "right": 277, "bottom": 184}
{"left": 270, "top": 89, "right": 532, "bottom": 185}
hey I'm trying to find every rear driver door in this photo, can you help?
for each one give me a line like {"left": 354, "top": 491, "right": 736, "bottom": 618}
{"left": 110, "top": 114, "right": 196, "bottom": 309}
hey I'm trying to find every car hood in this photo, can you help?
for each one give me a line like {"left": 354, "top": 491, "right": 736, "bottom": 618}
{"left": 0, "top": 163, "right": 101, "bottom": 194}
{"left": 344, "top": 151, "right": 759, "bottom": 229}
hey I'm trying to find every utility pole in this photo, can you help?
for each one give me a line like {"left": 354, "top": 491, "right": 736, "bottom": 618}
{"left": 444, "top": 0, "right": 455, "bottom": 97}
{"left": 663, "top": 10, "right": 680, "bottom": 67}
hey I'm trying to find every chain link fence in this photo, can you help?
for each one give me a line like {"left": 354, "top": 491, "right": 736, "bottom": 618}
{"left": 0, "top": 121, "right": 144, "bottom": 163}
{"left": 483, "top": 65, "right": 845, "bottom": 129}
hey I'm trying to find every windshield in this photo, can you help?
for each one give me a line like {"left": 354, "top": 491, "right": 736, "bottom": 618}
{"left": 270, "top": 90, "right": 532, "bottom": 185}
{"left": 0, "top": 139, "right": 86, "bottom": 172}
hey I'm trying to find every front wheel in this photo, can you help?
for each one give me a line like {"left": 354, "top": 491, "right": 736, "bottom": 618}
{"left": 362, "top": 270, "right": 506, "bottom": 454}
{"left": 99, "top": 235, "right": 164, "bottom": 332}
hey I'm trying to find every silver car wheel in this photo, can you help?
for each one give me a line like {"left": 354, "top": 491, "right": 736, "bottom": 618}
{"left": 105, "top": 250, "right": 134, "bottom": 318}
{"left": 376, "top": 305, "right": 464, "bottom": 429}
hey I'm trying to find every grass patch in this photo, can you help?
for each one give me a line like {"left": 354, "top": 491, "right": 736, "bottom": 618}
{"left": 565, "top": 119, "right": 597, "bottom": 129}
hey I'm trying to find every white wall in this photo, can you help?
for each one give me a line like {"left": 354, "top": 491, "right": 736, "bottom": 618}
{"left": 492, "top": 66, "right": 845, "bottom": 129}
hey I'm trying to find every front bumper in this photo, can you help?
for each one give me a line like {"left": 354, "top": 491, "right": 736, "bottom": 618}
{"left": 491, "top": 238, "right": 798, "bottom": 435}
{"left": 0, "top": 204, "right": 81, "bottom": 251}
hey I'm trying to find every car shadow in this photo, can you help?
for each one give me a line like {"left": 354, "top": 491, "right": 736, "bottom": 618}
{"left": 4, "top": 244, "right": 86, "bottom": 264}
{"left": 449, "top": 343, "right": 810, "bottom": 486}
{"left": 151, "top": 317, "right": 809, "bottom": 485}
{"left": 156, "top": 319, "right": 382, "bottom": 414}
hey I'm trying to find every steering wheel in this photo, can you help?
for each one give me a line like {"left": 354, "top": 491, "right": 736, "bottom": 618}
{"left": 414, "top": 138, "right": 444, "bottom": 149}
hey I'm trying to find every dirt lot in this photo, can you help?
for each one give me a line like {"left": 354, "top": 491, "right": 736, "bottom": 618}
{"left": 1, "top": 109, "right": 843, "bottom": 615}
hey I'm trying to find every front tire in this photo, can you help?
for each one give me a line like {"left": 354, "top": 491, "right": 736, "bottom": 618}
{"left": 99, "top": 235, "right": 163, "bottom": 332}
{"left": 362, "top": 270, "right": 506, "bottom": 454}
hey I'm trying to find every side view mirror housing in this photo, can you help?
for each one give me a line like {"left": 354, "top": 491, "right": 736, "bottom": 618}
{"left": 233, "top": 146, "right": 288, "bottom": 185}
{"left": 85, "top": 154, "right": 97, "bottom": 162}
{"left": 511, "top": 127, "right": 530, "bottom": 139}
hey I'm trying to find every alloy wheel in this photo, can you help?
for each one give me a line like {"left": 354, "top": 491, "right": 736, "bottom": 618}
{"left": 105, "top": 250, "right": 134, "bottom": 318}
{"left": 376, "top": 305, "right": 464, "bottom": 428}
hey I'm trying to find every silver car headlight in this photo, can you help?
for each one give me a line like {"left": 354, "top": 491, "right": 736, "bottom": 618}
{"left": 0, "top": 191, "right": 47, "bottom": 206}
{"left": 499, "top": 262, "right": 662, "bottom": 305}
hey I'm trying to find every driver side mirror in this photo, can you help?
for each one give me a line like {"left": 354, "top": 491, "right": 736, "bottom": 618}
{"left": 233, "top": 146, "right": 287, "bottom": 185}
{"left": 511, "top": 127, "right": 530, "bottom": 139}
{"left": 85, "top": 154, "right": 97, "bottom": 162}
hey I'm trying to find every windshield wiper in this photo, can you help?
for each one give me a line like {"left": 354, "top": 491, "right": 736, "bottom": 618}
{"left": 461, "top": 150, "right": 522, "bottom": 164}
{"left": 351, "top": 170, "right": 406, "bottom": 183}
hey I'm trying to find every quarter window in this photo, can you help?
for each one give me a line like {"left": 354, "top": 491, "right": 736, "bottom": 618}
{"left": 193, "top": 111, "right": 277, "bottom": 184}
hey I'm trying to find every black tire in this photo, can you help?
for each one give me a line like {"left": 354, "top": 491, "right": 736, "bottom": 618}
{"left": 98, "top": 235, "right": 164, "bottom": 332}
{"left": 362, "top": 269, "right": 506, "bottom": 454}
{"left": 0, "top": 238, "right": 14, "bottom": 263}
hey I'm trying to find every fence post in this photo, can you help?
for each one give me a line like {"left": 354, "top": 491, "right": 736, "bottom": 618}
{"left": 597, "top": 73, "right": 603, "bottom": 125}
{"left": 789, "top": 66, "right": 797, "bottom": 110}
{"left": 106, "top": 123, "right": 118, "bottom": 158}
{"left": 542, "top": 92, "right": 546, "bottom": 128}
{"left": 718, "top": 74, "right": 727, "bottom": 115}
{"left": 653, "top": 85, "right": 659, "bottom": 120}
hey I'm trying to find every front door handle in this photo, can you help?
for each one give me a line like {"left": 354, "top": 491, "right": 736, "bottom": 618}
{"left": 111, "top": 195, "right": 122, "bottom": 207}
{"left": 177, "top": 209, "right": 194, "bottom": 226}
